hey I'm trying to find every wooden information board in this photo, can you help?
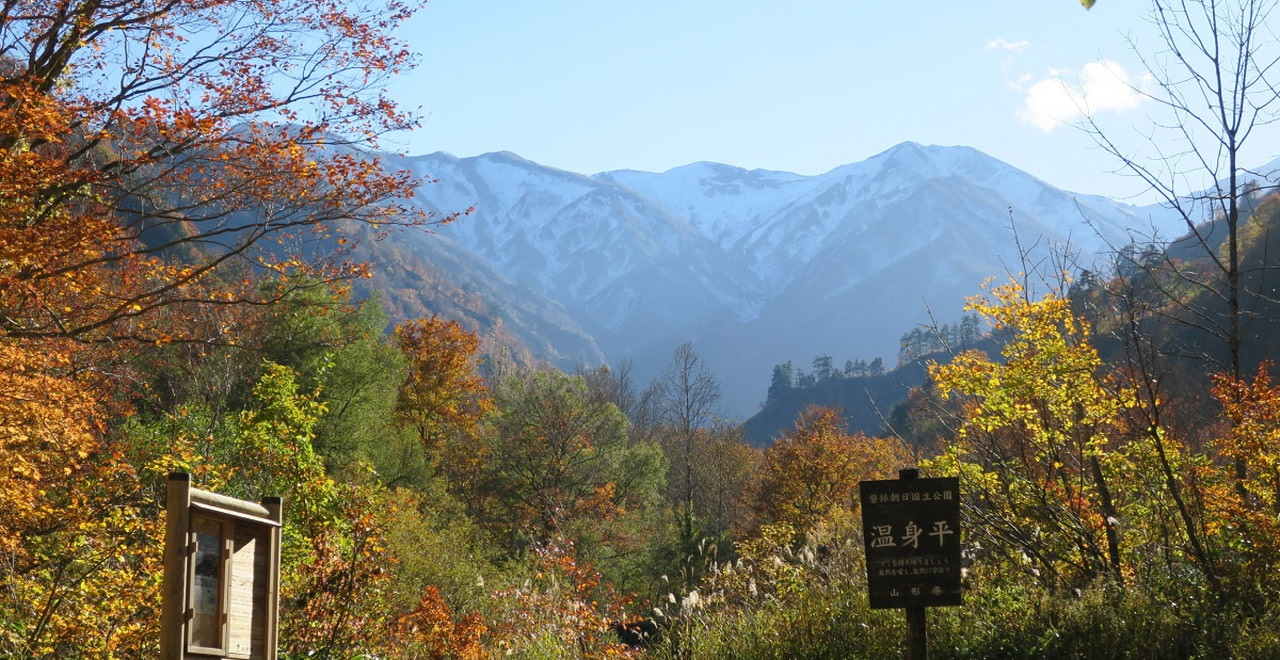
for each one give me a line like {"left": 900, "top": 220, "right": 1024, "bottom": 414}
{"left": 161, "top": 473, "right": 282, "bottom": 660}
{"left": 859, "top": 476, "right": 962, "bottom": 609}
{"left": 228, "top": 523, "right": 272, "bottom": 657}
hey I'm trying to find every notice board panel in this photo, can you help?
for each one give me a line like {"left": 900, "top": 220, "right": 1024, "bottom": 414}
{"left": 161, "top": 473, "right": 282, "bottom": 660}
{"left": 859, "top": 476, "right": 962, "bottom": 609}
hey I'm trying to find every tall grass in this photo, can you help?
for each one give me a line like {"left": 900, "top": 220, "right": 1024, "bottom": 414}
{"left": 642, "top": 530, "right": 1280, "bottom": 660}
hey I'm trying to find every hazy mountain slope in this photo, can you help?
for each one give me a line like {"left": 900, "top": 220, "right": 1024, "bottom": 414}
{"left": 597, "top": 163, "right": 817, "bottom": 248}
{"left": 374, "top": 142, "right": 1188, "bottom": 417}
{"left": 349, "top": 223, "right": 605, "bottom": 369}
{"left": 741, "top": 361, "right": 932, "bottom": 447}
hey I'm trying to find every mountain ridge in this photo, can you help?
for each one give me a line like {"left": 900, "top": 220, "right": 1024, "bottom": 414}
{"left": 369, "top": 142, "right": 1187, "bottom": 416}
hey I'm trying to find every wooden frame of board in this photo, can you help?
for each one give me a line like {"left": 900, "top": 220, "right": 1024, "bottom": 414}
{"left": 160, "top": 473, "right": 283, "bottom": 660}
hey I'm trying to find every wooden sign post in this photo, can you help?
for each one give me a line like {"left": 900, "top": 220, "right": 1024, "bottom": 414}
{"left": 860, "top": 468, "right": 962, "bottom": 660}
{"left": 160, "top": 473, "right": 283, "bottom": 660}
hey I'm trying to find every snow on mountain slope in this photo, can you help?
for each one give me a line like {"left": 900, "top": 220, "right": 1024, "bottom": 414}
{"left": 596, "top": 163, "right": 816, "bottom": 248}
{"left": 397, "top": 151, "right": 761, "bottom": 359}
{"left": 741, "top": 143, "right": 1174, "bottom": 288}
{"left": 386, "top": 142, "right": 1183, "bottom": 416}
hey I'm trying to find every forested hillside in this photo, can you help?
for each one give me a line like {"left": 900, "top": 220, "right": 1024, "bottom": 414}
{"left": 744, "top": 316, "right": 991, "bottom": 445}
{"left": 7, "top": 1, "right": 1280, "bottom": 659}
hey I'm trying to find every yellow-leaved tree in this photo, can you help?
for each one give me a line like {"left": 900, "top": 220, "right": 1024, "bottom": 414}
{"left": 928, "top": 280, "right": 1138, "bottom": 589}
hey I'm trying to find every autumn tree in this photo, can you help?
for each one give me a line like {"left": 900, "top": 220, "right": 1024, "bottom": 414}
{"left": 490, "top": 540, "right": 635, "bottom": 659}
{"left": 1083, "top": 0, "right": 1280, "bottom": 504}
{"left": 1205, "top": 363, "right": 1280, "bottom": 601}
{"left": 458, "top": 369, "right": 665, "bottom": 554}
{"left": 689, "top": 428, "right": 761, "bottom": 542}
{"left": 0, "top": 0, "right": 447, "bottom": 348}
{"left": 0, "top": 342, "right": 161, "bottom": 659}
{"left": 929, "top": 281, "right": 1143, "bottom": 589}
{"left": 653, "top": 343, "right": 722, "bottom": 553}
{"left": 388, "top": 586, "right": 489, "bottom": 660}
{"left": 393, "top": 316, "right": 494, "bottom": 456}
{"left": 749, "top": 406, "right": 907, "bottom": 538}
{"left": 0, "top": 2, "right": 488, "bottom": 657}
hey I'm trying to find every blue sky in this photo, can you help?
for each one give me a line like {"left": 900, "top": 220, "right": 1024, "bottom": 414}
{"left": 384, "top": 1, "right": 1276, "bottom": 202}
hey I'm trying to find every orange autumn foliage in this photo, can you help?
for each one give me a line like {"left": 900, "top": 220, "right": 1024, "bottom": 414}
{"left": 1208, "top": 363, "right": 1280, "bottom": 591}
{"left": 393, "top": 316, "right": 495, "bottom": 454}
{"left": 0, "top": 341, "right": 101, "bottom": 556}
{"left": 1214, "top": 362, "right": 1280, "bottom": 510}
{"left": 282, "top": 487, "right": 399, "bottom": 658}
{"left": 390, "top": 586, "right": 489, "bottom": 660}
{"left": 0, "top": 339, "right": 164, "bottom": 658}
{"left": 749, "top": 406, "right": 909, "bottom": 536}
{"left": 1, "top": 0, "right": 447, "bottom": 346}
{"left": 0, "top": 0, "right": 452, "bottom": 657}
{"left": 491, "top": 539, "right": 636, "bottom": 659}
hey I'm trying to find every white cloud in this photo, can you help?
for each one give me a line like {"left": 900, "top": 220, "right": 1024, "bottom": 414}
{"left": 986, "top": 38, "right": 1030, "bottom": 52}
{"left": 1018, "top": 60, "right": 1143, "bottom": 132}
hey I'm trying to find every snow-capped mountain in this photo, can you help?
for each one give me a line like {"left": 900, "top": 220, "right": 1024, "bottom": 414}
{"left": 376, "top": 142, "right": 1182, "bottom": 417}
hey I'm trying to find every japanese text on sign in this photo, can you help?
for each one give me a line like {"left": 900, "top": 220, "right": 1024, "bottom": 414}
{"left": 859, "top": 476, "right": 961, "bottom": 609}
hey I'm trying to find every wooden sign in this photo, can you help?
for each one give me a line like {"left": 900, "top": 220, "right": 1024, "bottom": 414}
{"left": 160, "top": 473, "right": 282, "bottom": 660}
{"left": 859, "top": 476, "right": 961, "bottom": 609}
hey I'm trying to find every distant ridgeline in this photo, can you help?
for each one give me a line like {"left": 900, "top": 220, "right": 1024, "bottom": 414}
{"left": 895, "top": 313, "right": 984, "bottom": 367}
{"left": 765, "top": 311, "right": 984, "bottom": 405}
{"left": 765, "top": 355, "right": 886, "bottom": 403}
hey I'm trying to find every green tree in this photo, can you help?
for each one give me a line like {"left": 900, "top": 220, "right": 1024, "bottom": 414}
{"left": 767, "top": 361, "right": 798, "bottom": 402}
{"left": 257, "top": 281, "right": 405, "bottom": 470}
{"left": 812, "top": 354, "right": 835, "bottom": 382}
{"left": 460, "top": 370, "right": 664, "bottom": 554}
